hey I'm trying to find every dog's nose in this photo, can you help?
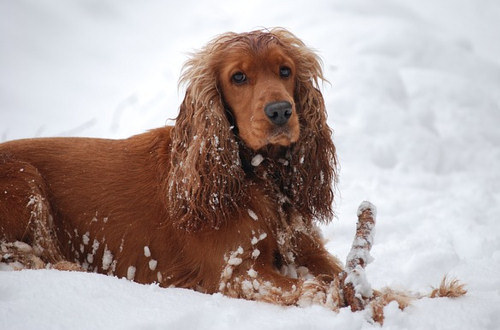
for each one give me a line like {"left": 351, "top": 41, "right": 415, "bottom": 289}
{"left": 264, "top": 101, "right": 293, "bottom": 126}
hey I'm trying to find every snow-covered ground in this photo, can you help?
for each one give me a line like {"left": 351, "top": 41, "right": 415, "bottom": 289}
{"left": 1, "top": 0, "right": 500, "bottom": 329}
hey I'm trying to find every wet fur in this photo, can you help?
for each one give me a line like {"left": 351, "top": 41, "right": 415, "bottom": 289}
{"left": 0, "top": 28, "right": 341, "bottom": 293}
{"left": 0, "top": 29, "right": 465, "bottom": 320}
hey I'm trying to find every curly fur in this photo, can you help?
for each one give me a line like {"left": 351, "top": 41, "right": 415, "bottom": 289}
{"left": 168, "top": 28, "right": 337, "bottom": 231}
{"left": 0, "top": 28, "right": 464, "bottom": 324}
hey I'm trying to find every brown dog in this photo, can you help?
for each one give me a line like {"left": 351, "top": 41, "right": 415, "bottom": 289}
{"left": 1, "top": 28, "right": 341, "bottom": 296}
{"left": 0, "top": 29, "right": 465, "bottom": 321}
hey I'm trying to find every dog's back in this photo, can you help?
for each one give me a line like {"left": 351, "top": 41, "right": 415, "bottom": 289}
{"left": 0, "top": 127, "right": 177, "bottom": 281}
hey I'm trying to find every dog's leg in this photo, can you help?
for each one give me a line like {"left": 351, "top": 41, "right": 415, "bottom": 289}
{"left": 217, "top": 242, "right": 345, "bottom": 311}
{"left": 0, "top": 159, "right": 64, "bottom": 266}
{"left": 293, "top": 230, "right": 344, "bottom": 279}
{"left": 220, "top": 263, "right": 345, "bottom": 310}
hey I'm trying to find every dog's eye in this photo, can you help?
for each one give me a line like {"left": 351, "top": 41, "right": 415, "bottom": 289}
{"left": 232, "top": 72, "right": 247, "bottom": 84}
{"left": 279, "top": 66, "right": 291, "bottom": 78}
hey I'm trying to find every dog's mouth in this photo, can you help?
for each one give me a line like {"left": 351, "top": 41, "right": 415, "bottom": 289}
{"left": 243, "top": 122, "right": 301, "bottom": 150}
{"left": 267, "top": 128, "right": 296, "bottom": 146}
{"left": 235, "top": 113, "right": 300, "bottom": 150}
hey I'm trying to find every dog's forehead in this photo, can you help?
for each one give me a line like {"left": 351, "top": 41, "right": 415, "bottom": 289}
{"left": 220, "top": 44, "right": 294, "bottom": 73}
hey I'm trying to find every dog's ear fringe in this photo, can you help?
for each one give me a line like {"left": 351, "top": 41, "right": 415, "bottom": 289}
{"left": 293, "top": 81, "right": 337, "bottom": 223}
{"left": 167, "top": 28, "right": 337, "bottom": 231}
{"left": 167, "top": 90, "right": 247, "bottom": 231}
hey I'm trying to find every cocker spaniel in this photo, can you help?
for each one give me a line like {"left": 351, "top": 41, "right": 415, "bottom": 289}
{"left": 0, "top": 28, "right": 465, "bottom": 323}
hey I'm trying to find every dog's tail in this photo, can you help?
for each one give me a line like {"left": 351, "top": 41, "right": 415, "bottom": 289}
{"left": 369, "top": 276, "right": 467, "bottom": 324}
{"left": 344, "top": 202, "right": 467, "bottom": 324}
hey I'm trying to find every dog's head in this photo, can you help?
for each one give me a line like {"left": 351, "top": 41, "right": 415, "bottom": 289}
{"left": 168, "top": 28, "right": 337, "bottom": 231}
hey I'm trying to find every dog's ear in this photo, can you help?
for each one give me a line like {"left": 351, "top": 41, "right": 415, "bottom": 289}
{"left": 292, "top": 80, "right": 337, "bottom": 223}
{"left": 166, "top": 47, "right": 246, "bottom": 232}
{"left": 271, "top": 28, "right": 338, "bottom": 222}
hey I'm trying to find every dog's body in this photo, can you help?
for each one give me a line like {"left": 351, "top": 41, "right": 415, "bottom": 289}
{"left": 1, "top": 129, "right": 176, "bottom": 285}
{"left": 0, "top": 29, "right": 465, "bottom": 319}
{"left": 0, "top": 127, "right": 342, "bottom": 295}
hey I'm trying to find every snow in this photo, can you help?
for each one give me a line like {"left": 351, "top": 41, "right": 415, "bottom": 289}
{"left": 144, "top": 245, "right": 151, "bottom": 257}
{"left": 1, "top": 0, "right": 500, "bottom": 329}
{"left": 148, "top": 259, "right": 158, "bottom": 271}
{"left": 345, "top": 265, "right": 374, "bottom": 299}
{"left": 357, "top": 201, "right": 377, "bottom": 219}
{"left": 227, "top": 247, "right": 245, "bottom": 266}
{"left": 247, "top": 268, "right": 258, "bottom": 278}
{"left": 126, "top": 266, "right": 136, "bottom": 281}
{"left": 251, "top": 154, "right": 264, "bottom": 167}
{"left": 251, "top": 232, "right": 268, "bottom": 246}
{"left": 82, "top": 232, "right": 90, "bottom": 246}
{"left": 102, "top": 245, "right": 114, "bottom": 271}
{"left": 101, "top": 246, "right": 113, "bottom": 271}
{"left": 247, "top": 209, "right": 259, "bottom": 221}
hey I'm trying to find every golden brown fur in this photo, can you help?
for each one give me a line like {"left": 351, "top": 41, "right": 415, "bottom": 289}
{"left": 0, "top": 28, "right": 341, "bottom": 294}
{"left": 168, "top": 29, "right": 336, "bottom": 231}
{"left": 0, "top": 28, "right": 464, "bottom": 320}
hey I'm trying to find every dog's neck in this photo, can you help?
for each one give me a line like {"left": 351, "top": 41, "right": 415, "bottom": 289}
{"left": 237, "top": 139, "right": 291, "bottom": 174}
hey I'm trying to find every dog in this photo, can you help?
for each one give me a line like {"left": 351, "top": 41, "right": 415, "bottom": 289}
{"left": 0, "top": 28, "right": 465, "bottom": 322}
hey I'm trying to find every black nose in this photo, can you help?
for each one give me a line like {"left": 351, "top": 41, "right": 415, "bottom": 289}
{"left": 264, "top": 101, "right": 293, "bottom": 126}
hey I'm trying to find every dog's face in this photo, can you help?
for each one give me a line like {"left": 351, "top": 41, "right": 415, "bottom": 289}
{"left": 218, "top": 44, "right": 300, "bottom": 151}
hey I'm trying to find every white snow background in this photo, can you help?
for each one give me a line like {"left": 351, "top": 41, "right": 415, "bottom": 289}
{"left": 1, "top": 0, "right": 500, "bottom": 329}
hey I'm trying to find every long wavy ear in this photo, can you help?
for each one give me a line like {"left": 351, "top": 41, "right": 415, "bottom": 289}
{"left": 167, "top": 41, "right": 246, "bottom": 231}
{"left": 271, "top": 28, "right": 338, "bottom": 223}
{"left": 292, "top": 80, "right": 337, "bottom": 223}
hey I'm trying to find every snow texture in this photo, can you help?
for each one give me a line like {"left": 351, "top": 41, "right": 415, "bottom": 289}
{"left": 144, "top": 246, "right": 151, "bottom": 257}
{"left": 344, "top": 201, "right": 376, "bottom": 305}
{"left": 2, "top": 0, "right": 500, "bottom": 329}
{"left": 101, "top": 246, "right": 113, "bottom": 271}
{"left": 345, "top": 265, "right": 374, "bottom": 299}
{"left": 357, "top": 201, "right": 377, "bottom": 219}
{"left": 148, "top": 259, "right": 158, "bottom": 271}
{"left": 126, "top": 266, "right": 136, "bottom": 281}
{"left": 251, "top": 154, "right": 264, "bottom": 167}
{"left": 247, "top": 209, "right": 259, "bottom": 221}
